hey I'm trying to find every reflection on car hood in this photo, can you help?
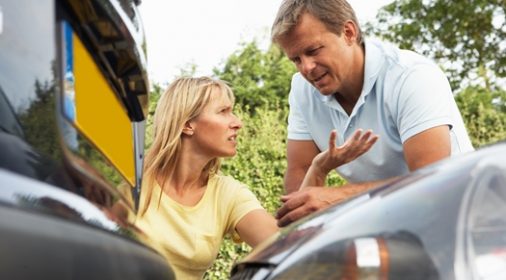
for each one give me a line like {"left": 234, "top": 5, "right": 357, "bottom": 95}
{"left": 0, "top": 168, "right": 119, "bottom": 232}
{"left": 240, "top": 141, "right": 506, "bottom": 267}
{"left": 243, "top": 191, "right": 376, "bottom": 265}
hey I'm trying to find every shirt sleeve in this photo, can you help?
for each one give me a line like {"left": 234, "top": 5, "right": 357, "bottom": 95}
{"left": 287, "top": 74, "right": 313, "bottom": 140}
{"left": 393, "top": 64, "right": 455, "bottom": 143}
{"left": 222, "top": 177, "right": 263, "bottom": 242}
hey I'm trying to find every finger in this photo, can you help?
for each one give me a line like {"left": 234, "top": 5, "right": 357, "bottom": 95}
{"left": 359, "top": 129, "right": 373, "bottom": 141}
{"left": 328, "top": 130, "right": 337, "bottom": 150}
{"left": 341, "top": 129, "right": 362, "bottom": 147}
{"left": 352, "top": 128, "right": 363, "bottom": 141}
{"left": 367, "top": 134, "right": 379, "bottom": 145}
{"left": 361, "top": 134, "right": 379, "bottom": 153}
{"left": 277, "top": 204, "right": 314, "bottom": 227}
{"left": 275, "top": 195, "right": 305, "bottom": 219}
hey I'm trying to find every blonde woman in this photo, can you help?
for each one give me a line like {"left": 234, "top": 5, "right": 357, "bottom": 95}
{"left": 135, "top": 77, "right": 278, "bottom": 280}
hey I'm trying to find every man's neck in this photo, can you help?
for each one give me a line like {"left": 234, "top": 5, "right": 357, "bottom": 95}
{"left": 334, "top": 92, "right": 358, "bottom": 116}
{"left": 335, "top": 42, "right": 366, "bottom": 116}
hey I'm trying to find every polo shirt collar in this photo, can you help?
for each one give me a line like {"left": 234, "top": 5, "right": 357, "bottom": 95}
{"left": 361, "top": 38, "right": 384, "bottom": 100}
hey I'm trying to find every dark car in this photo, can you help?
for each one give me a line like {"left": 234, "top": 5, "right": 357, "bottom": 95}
{"left": 231, "top": 142, "right": 506, "bottom": 280}
{"left": 0, "top": 0, "right": 174, "bottom": 279}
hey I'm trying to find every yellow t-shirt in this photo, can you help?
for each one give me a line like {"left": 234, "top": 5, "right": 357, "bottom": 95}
{"left": 136, "top": 174, "right": 263, "bottom": 280}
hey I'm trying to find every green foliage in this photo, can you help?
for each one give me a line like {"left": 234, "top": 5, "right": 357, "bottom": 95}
{"left": 221, "top": 105, "right": 287, "bottom": 213}
{"left": 455, "top": 86, "right": 506, "bottom": 147}
{"left": 204, "top": 240, "right": 251, "bottom": 280}
{"left": 215, "top": 40, "right": 296, "bottom": 114}
{"left": 144, "top": 83, "right": 163, "bottom": 149}
{"left": 204, "top": 105, "right": 288, "bottom": 279}
{"left": 18, "top": 79, "right": 62, "bottom": 160}
{"left": 367, "top": 0, "right": 506, "bottom": 90}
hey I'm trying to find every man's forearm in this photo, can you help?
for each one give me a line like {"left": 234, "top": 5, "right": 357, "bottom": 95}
{"left": 284, "top": 168, "right": 308, "bottom": 194}
{"left": 336, "top": 177, "right": 400, "bottom": 200}
{"left": 300, "top": 164, "right": 328, "bottom": 189}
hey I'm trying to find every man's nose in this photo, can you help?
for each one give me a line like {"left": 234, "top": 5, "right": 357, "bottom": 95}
{"left": 299, "top": 56, "right": 316, "bottom": 75}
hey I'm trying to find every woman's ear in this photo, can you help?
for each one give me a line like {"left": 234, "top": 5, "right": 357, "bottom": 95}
{"left": 182, "top": 122, "right": 194, "bottom": 136}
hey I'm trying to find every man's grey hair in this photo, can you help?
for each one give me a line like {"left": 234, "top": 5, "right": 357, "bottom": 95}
{"left": 271, "top": 0, "right": 363, "bottom": 44}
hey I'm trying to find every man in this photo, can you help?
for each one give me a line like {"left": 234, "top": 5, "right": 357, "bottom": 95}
{"left": 272, "top": 0, "right": 474, "bottom": 226}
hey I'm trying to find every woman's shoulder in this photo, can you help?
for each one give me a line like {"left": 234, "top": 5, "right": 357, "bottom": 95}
{"left": 208, "top": 174, "right": 257, "bottom": 200}
{"left": 209, "top": 173, "right": 245, "bottom": 190}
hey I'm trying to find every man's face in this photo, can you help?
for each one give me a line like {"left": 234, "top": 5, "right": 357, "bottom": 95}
{"left": 278, "top": 12, "right": 358, "bottom": 95}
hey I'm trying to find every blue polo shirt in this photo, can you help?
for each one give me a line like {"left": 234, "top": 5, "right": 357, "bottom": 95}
{"left": 287, "top": 38, "right": 474, "bottom": 183}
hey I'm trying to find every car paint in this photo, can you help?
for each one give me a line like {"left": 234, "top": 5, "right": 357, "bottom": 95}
{"left": 232, "top": 142, "right": 506, "bottom": 279}
{"left": 0, "top": 0, "right": 174, "bottom": 278}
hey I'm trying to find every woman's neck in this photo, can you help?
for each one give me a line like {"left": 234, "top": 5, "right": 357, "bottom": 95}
{"left": 157, "top": 145, "right": 213, "bottom": 198}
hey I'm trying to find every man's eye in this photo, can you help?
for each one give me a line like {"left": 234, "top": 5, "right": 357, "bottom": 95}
{"left": 308, "top": 47, "right": 321, "bottom": 55}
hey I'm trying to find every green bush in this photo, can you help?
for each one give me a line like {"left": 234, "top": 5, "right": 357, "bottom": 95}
{"left": 455, "top": 86, "right": 506, "bottom": 147}
{"left": 204, "top": 104, "right": 288, "bottom": 279}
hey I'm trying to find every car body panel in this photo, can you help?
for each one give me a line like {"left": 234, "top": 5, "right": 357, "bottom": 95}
{"left": 0, "top": 0, "right": 174, "bottom": 278}
{"left": 232, "top": 142, "right": 506, "bottom": 280}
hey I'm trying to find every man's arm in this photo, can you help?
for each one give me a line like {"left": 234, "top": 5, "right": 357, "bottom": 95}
{"left": 284, "top": 139, "right": 320, "bottom": 194}
{"left": 277, "top": 125, "right": 451, "bottom": 227}
{"left": 403, "top": 125, "right": 450, "bottom": 170}
{"left": 276, "top": 178, "right": 396, "bottom": 227}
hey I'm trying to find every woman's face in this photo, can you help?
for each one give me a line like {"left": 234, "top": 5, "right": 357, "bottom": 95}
{"left": 189, "top": 88, "right": 242, "bottom": 158}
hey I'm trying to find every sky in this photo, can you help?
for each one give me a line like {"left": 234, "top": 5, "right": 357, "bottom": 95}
{"left": 138, "top": 0, "right": 393, "bottom": 86}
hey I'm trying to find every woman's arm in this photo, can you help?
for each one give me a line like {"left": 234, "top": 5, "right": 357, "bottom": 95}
{"left": 235, "top": 209, "right": 278, "bottom": 248}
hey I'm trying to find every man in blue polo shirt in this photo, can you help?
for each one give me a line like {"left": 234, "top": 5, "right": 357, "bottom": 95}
{"left": 272, "top": 0, "right": 474, "bottom": 227}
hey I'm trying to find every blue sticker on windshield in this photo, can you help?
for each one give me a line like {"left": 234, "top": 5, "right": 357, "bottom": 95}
{"left": 63, "top": 21, "right": 76, "bottom": 122}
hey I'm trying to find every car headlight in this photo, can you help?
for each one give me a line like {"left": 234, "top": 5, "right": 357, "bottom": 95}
{"left": 272, "top": 231, "right": 439, "bottom": 280}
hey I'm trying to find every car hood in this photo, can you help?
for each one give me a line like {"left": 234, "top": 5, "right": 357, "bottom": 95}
{"left": 236, "top": 141, "right": 506, "bottom": 269}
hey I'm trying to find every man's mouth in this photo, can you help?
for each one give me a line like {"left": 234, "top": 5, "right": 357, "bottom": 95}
{"left": 313, "top": 72, "right": 326, "bottom": 83}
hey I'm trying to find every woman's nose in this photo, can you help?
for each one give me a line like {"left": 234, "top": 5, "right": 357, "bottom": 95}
{"left": 231, "top": 114, "right": 242, "bottom": 129}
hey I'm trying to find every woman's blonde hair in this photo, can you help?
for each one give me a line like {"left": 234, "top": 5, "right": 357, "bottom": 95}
{"left": 140, "top": 76, "right": 235, "bottom": 215}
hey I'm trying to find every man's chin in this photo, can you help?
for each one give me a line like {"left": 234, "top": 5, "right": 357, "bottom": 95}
{"left": 315, "top": 85, "right": 335, "bottom": 96}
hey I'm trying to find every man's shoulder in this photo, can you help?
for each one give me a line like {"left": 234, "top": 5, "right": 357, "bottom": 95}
{"left": 290, "top": 73, "right": 320, "bottom": 101}
{"left": 291, "top": 72, "right": 310, "bottom": 87}
{"left": 367, "top": 38, "right": 436, "bottom": 70}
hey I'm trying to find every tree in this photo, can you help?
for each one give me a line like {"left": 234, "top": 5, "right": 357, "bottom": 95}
{"left": 455, "top": 86, "right": 506, "bottom": 147}
{"left": 367, "top": 0, "right": 506, "bottom": 90}
{"left": 18, "top": 79, "right": 62, "bottom": 161}
{"left": 215, "top": 40, "right": 296, "bottom": 114}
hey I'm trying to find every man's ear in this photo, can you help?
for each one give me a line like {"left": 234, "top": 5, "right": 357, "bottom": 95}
{"left": 342, "top": 20, "right": 358, "bottom": 45}
{"left": 182, "top": 122, "right": 194, "bottom": 136}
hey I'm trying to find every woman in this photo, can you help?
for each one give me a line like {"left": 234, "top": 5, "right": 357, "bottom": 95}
{"left": 135, "top": 77, "right": 278, "bottom": 280}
